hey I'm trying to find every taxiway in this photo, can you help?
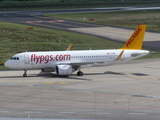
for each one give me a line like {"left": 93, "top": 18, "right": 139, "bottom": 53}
{"left": 0, "top": 58, "right": 160, "bottom": 119}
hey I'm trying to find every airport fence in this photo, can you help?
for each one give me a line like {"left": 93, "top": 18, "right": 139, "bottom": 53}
{"left": 0, "top": 0, "right": 160, "bottom": 8}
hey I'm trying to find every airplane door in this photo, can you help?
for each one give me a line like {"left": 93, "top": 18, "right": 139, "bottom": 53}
{"left": 24, "top": 54, "right": 35, "bottom": 68}
{"left": 24, "top": 54, "right": 29, "bottom": 64}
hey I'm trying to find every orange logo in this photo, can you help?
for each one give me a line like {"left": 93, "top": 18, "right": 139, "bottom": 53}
{"left": 126, "top": 28, "right": 142, "bottom": 47}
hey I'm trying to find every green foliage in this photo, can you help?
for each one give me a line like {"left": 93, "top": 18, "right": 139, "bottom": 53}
{"left": 47, "top": 9, "right": 160, "bottom": 31}
{"left": 0, "top": 22, "right": 122, "bottom": 63}
{"left": 0, "top": 0, "right": 160, "bottom": 8}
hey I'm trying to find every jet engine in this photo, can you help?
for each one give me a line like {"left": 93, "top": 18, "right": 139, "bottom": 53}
{"left": 56, "top": 65, "right": 73, "bottom": 75}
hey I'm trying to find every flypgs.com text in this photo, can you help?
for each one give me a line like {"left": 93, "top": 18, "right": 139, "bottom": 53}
{"left": 31, "top": 54, "right": 71, "bottom": 64}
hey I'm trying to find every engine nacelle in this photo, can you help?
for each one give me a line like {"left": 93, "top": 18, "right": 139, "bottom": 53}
{"left": 56, "top": 65, "right": 73, "bottom": 75}
{"left": 41, "top": 69, "right": 55, "bottom": 72}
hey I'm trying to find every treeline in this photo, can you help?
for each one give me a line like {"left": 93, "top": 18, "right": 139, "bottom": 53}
{"left": 0, "top": 0, "right": 39, "bottom": 1}
{"left": 0, "top": 0, "right": 40, "bottom": 2}
{"left": 0, "top": 0, "right": 160, "bottom": 8}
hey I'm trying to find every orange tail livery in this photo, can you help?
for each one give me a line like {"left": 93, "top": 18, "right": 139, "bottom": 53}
{"left": 120, "top": 25, "right": 146, "bottom": 50}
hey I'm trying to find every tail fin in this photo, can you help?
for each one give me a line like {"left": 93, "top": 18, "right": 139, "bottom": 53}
{"left": 119, "top": 25, "right": 146, "bottom": 50}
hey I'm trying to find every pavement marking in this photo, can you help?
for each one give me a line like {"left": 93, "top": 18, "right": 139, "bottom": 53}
{"left": 49, "top": 21, "right": 83, "bottom": 28}
{"left": 59, "top": 112, "right": 76, "bottom": 114}
{"left": 58, "top": 82, "right": 71, "bottom": 84}
{"left": 43, "top": 82, "right": 56, "bottom": 84}
{"left": 114, "top": 95, "right": 127, "bottom": 103}
{"left": 1, "top": 80, "right": 160, "bottom": 85}
{"left": 0, "top": 80, "right": 75, "bottom": 84}
{"left": 33, "top": 15, "right": 102, "bottom": 27}
{"left": 69, "top": 27, "right": 131, "bottom": 38}
{"left": 26, "top": 20, "right": 65, "bottom": 23}
{"left": 128, "top": 113, "right": 146, "bottom": 115}
{"left": 65, "top": 20, "right": 102, "bottom": 27}
{"left": 34, "top": 109, "right": 50, "bottom": 111}
{"left": 32, "top": 15, "right": 55, "bottom": 20}
{"left": 0, "top": 81, "right": 43, "bottom": 83}
{"left": 0, "top": 111, "right": 9, "bottom": 113}
{"left": 133, "top": 110, "right": 152, "bottom": 112}
{"left": 28, "top": 22, "right": 67, "bottom": 30}
{"left": 25, "top": 111, "right": 42, "bottom": 113}
{"left": 93, "top": 112, "right": 111, "bottom": 115}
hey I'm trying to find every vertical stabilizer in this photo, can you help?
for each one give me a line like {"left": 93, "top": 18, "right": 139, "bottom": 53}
{"left": 119, "top": 25, "right": 146, "bottom": 50}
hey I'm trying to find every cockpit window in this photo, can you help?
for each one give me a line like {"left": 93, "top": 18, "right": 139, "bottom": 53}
{"left": 10, "top": 57, "right": 19, "bottom": 60}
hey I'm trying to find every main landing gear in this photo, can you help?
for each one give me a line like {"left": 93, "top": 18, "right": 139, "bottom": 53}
{"left": 77, "top": 71, "right": 83, "bottom": 76}
{"left": 23, "top": 69, "right": 83, "bottom": 77}
{"left": 23, "top": 69, "right": 27, "bottom": 77}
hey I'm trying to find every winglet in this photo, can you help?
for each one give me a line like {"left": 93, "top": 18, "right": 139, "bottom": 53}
{"left": 119, "top": 25, "right": 146, "bottom": 50}
{"left": 0, "top": 62, "right": 4, "bottom": 65}
{"left": 116, "top": 50, "right": 124, "bottom": 60}
{"left": 66, "top": 44, "right": 72, "bottom": 51}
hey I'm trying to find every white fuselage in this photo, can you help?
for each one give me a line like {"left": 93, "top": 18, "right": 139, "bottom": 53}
{"left": 4, "top": 25, "right": 149, "bottom": 77}
{"left": 5, "top": 49, "right": 149, "bottom": 70}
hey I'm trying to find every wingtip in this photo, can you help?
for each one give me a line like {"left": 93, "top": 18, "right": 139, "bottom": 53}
{"left": 0, "top": 62, "right": 4, "bottom": 65}
{"left": 66, "top": 44, "right": 72, "bottom": 51}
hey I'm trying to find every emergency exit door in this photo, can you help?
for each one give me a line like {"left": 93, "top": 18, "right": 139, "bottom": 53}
{"left": 24, "top": 54, "right": 29, "bottom": 64}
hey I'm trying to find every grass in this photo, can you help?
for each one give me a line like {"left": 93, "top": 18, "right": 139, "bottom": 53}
{"left": 0, "top": 1, "right": 160, "bottom": 12}
{"left": 46, "top": 9, "right": 160, "bottom": 31}
{"left": 1, "top": 9, "right": 160, "bottom": 69}
{"left": 0, "top": 22, "right": 123, "bottom": 65}
{"left": 1, "top": 0, "right": 160, "bottom": 8}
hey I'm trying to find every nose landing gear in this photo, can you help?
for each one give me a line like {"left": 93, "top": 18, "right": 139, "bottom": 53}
{"left": 23, "top": 69, "right": 27, "bottom": 77}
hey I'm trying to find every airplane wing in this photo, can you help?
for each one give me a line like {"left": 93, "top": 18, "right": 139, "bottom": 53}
{"left": 58, "top": 61, "right": 94, "bottom": 66}
{"left": 66, "top": 44, "right": 72, "bottom": 51}
{"left": 0, "top": 62, "right": 4, "bottom": 65}
{"left": 58, "top": 50, "right": 125, "bottom": 67}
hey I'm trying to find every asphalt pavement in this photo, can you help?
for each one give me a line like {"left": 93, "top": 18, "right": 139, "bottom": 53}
{"left": 1, "top": 7, "right": 160, "bottom": 51}
{"left": 1, "top": 7, "right": 160, "bottom": 120}
{"left": 1, "top": 58, "right": 160, "bottom": 119}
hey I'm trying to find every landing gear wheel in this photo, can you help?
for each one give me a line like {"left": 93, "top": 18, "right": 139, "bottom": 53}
{"left": 77, "top": 71, "right": 83, "bottom": 76}
{"left": 23, "top": 69, "right": 27, "bottom": 77}
{"left": 23, "top": 73, "right": 27, "bottom": 77}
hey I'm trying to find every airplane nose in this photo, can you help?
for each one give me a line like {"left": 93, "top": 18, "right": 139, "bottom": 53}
{"left": 4, "top": 60, "right": 12, "bottom": 69}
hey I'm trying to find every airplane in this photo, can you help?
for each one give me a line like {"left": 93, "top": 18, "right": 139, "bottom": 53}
{"left": 4, "top": 25, "right": 149, "bottom": 77}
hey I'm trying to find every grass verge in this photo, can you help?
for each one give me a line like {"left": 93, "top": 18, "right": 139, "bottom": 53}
{"left": 0, "top": 22, "right": 123, "bottom": 69}
{"left": 1, "top": 9, "right": 160, "bottom": 69}
{"left": 46, "top": 9, "right": 160, "bottom": 31}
